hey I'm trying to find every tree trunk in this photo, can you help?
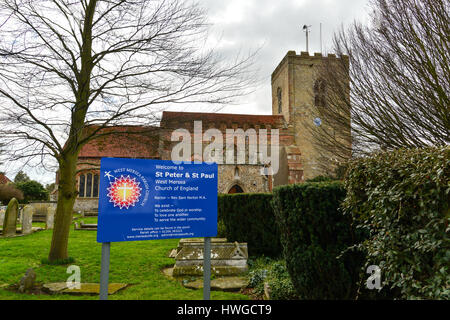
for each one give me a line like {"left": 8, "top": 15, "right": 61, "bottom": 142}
{"left": 47, "top": 0, "right": 96, "bottom": 261}
{"left": 48, "top": 154, "right": 78, "bottom": 261}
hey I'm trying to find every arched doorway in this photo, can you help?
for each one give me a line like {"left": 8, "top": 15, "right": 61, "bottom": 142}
{"left": 228, "top": 184, "right": 244, "bottom": 194}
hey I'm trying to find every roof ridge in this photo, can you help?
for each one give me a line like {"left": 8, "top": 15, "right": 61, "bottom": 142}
{"left": 162, "top": 111, "right": 283, "bottom": 117}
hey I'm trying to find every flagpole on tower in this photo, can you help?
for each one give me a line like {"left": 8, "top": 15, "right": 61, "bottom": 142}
{"left": 320, "top": 23, "right": 323, "bottom": 54}
{"left": 302, "top": 25, "right": 311, "bottom": 53}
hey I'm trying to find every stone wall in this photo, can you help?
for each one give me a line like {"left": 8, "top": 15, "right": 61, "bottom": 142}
{"left": 73, "top": 198, "right": 98, "bottom": 212}
{"left": 218, "top": 164, "right": 268, "bottom": 194}
{"left": 29, "top": 202, "right": 56, "bottom": 216}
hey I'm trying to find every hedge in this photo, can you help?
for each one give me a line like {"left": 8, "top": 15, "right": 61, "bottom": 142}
{"left": 342, "top": 147, "right": 450, "bottom": 299}
{"left": 272, "top": 181, "right": 364, "bottom": 299}
{"left": 218, "top": 193, "right": 282, "bottom": 257}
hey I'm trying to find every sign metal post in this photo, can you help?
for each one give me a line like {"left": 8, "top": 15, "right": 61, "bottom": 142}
{"left": 99, "top": 242, "right": 111, "bottom": 300}
{"left": 203, "top": 237, "right": 211, "bottom": 300}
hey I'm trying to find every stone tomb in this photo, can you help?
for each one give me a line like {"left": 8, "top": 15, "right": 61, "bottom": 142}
{"left": 171, "top": 237, "right": 228, "bottom": 256}
{"left": 43, "top": 282, "right": 128, "bottom": 295}
{"left": 172, "top": 238, "right": 248, "bottom": 277}
{"left": 30, "top": 203, "right": 54, "bottom": 222}
{"left": 74, "top": 221, "right": 97, "bottom": 231}
{"left": 82, "top": 208, "right": 98, "bottom": 217}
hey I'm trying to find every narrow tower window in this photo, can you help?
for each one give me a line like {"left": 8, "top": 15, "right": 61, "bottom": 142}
{"left": 314, "top": 79, "right": 327, "bottom": 108}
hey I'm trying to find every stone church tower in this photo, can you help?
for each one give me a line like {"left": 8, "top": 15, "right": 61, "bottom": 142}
{"left": 271, "top": 51, "right": 351, "bottom": 180}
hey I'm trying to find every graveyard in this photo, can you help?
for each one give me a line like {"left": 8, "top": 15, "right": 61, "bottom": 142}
{"left": 1, "top": 146, "right": 448, "bottom": 301}
{"left": 0, "top": 212, "right": 249, "bottom": 300}
{"left": 0, "top": 0, "right": 448, "bottom": 303}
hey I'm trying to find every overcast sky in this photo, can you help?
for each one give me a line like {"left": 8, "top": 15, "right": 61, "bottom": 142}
{"left": 199, "top": 0, "right": 372, "bottom": 115}
{"left": 4, "top": 0, "right": 372, "bottom": 185}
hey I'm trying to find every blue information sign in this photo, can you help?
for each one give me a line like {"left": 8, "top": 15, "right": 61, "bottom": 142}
{"left": 97, "top": 158, "right": 218, "bottom": 243}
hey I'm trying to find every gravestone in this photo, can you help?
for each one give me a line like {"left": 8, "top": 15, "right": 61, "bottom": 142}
{"left": 2, "top": 198, "right": 19, "bottom": 237}
{"left": 46, "top": 206, "right": 55, "bottom": 229}
{"left": 18, "top": 268, "right": 36, "bottom": 293}
{"left": 0, "top": 208, "right": 5, "bottom": 227}
{"left": 21, "top": 205, "right": 34, "bottom": 235}
{"left": 172, "top": 239, "right": 248, "bottom": 277}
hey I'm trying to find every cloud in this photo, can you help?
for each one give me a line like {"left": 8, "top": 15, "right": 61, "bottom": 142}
{"left": 199, "top": 0, "right": 371, "bottom": 114}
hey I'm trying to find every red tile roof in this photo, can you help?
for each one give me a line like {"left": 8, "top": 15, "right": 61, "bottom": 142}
{"left": 161, "top": 111, "right": 285, "bottom": 127}
{"left": 0, "top": 173, "right": 11, "bottom": 184}
{"left": 78, "top": 126, "right": 160, "bottom": 159}
{"left": 78, "top": 111, "right": 286, "bottom": 159}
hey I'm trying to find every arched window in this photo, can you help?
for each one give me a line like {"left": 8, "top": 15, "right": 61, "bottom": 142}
{"left": 314, "top": 79, "right": 327, "bottom": 108}
{"left": 86, "top": 173, "right": 92, "bottom": 197}
{"left": 93, "top": 174, "right": 99, "bottom": 197}
{"left": 79, "top": 174, "right": 85, "bottom": 197}
{"left": 234, "top": 167, "right": 240, "bottom": 179}
{"left": 277, "top": 87, "right": 282, "bottom": 114}
{"left": 78, "top": 173, "right": 99, "bottom": 198}
{"left": 228, "top": 185, "right": 244, "bottom": 194}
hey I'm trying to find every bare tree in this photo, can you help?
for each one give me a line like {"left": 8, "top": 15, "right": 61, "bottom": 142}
{"left": 309, "top": 0, "right": 449, "bottom": 165}
{"left": 0, "top": 0, "right": 256, "bottom": 260}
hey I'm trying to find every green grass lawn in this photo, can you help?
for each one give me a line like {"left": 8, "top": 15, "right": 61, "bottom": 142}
{"left": 0, "top": 218, "right": 249, "bottom": 300}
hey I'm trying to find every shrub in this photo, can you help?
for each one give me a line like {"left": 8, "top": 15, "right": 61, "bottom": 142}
{"left": 218, "top": 193, "right": 282, "bottom": 257}
{"left": 265, "top": 260, "right": 298, "bottom": 300}
{"left": 272, "top": 181, "right": 364, "bottom": 299}
{"left": 16, "top": 180, "right": 48, "bottom": 202}
{"left": 248, "top": 268, "right": 268, "bottom": 294}
{"left": 343, "top": 147, "right": 450, "bottom": 300}
{"left": 246, "top": 257, "right": 298, "bottom": 300}
{"left": 0, "top": 183, "right": 24, "bottom": 205}
{"left": 305, "top": 175, "right": 335, "bottom": 182}
{"left": 216, "top": 219, "right": 227, "bottom": 238}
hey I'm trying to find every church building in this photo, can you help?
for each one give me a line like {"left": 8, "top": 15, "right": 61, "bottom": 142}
{"left": 53, "top": 51, "right": 350, "bottom": 212}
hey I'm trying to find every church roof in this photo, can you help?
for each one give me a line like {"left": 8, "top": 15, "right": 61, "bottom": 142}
{"left": 161, "top": 111, "right": 285, "bottom": 128}
{"left": 0, "top": 173, "right": 11, "bottom": 184}
{"left": 78, "top": 111, "right": 285, "bottom": 159}
{"left": 78, "top": 126, "right": 160, "bottom": 159}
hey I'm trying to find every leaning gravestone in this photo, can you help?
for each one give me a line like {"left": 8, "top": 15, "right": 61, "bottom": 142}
{"left": 2, "top": 198, "right": 19, "bottom": 237}
{"left": 46, "top": 206, "right": 55, "bottom": 230}
{"left": 21, "top": 205, "right": 34, "bottom": 235}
